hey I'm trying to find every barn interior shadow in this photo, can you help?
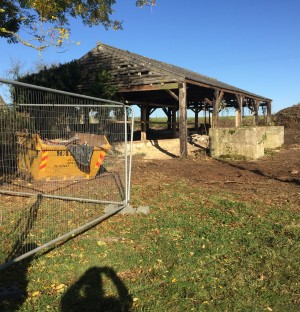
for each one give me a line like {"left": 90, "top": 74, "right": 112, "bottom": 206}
{"left": 61, "top": 266, "right": 132, "bottom": 312}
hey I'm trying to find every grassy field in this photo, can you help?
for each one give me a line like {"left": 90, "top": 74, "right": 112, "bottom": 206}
{"left": 132, "top": 115, "right": 268, "bottom": 131}
{"left": 1, "top": 166, "right": 299, "bottom": 311}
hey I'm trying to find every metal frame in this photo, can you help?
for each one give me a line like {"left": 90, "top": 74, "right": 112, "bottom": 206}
{"left": 0, "top": 78, "right": 134, "bottom": 269}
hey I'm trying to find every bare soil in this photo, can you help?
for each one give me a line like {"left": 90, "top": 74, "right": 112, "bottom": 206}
{"left": 131, "top": 105, "right": 300, "bottom": 209}
{"left": 132, "top": 147, "right": 300, "bottom": 208}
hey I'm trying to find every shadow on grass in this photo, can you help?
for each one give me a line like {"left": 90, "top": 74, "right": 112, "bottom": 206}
{"left": 0, "top": 245, "right": 37, "bottom": 311}
{"left": 0, "top": 193, "right": 126, "bottom": 311}
{"left": 216, "top": 158, "right": 300, "bottom": 187}
{"left": 0, "top": 195, "right": 42, "bottom": 310}
{"left": 61, "top": 266, "right": 132, "bottom": 312}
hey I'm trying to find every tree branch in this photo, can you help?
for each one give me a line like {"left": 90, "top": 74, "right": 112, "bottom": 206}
{"left": 1, "top": 29, "right": 49, "bottom": 51}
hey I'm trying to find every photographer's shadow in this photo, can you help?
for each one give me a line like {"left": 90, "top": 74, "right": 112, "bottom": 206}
{"left": 0, "top": 243, "right": 37, "bottom": 311}
{"left": 61, "top": 266, "right": 132, "bottom": 312}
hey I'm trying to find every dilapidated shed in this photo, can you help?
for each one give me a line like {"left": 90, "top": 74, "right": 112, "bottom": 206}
{"left": 77, "top": 43, "right": 272, "bottom": 157}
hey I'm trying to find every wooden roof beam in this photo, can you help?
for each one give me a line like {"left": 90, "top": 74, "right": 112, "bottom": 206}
{"left": 165, "top": 89, "right": 179, "bottom": 101}
{"left": 125, "top": 100, "right": 177, "bottom": 108}
{"left": 119, "top": 82, "right": 179, "bottom": 92}
{"left": 204, "top": 97, "right": 213, "bottom": 106}
{"left": 185, "top": 79, "right": 271, "bottom": 102}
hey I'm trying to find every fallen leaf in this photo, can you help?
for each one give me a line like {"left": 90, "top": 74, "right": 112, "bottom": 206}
{"left": 55, "top": 284, "right": 66, "bottom": 291}
{"left": 31, "top": 291, "right": 40, "bottom": 297}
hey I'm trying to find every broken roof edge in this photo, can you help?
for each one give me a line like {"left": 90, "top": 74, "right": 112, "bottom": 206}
{"left": 81, "top": 42, "right": 271, "bottom": 102}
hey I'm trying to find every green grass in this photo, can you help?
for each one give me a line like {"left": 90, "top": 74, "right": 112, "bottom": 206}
{"left": 0, "top": 175, "right": 299, "bottom": 311}
{"left": 132, "top": 115, "right": 268, "bottom": 130}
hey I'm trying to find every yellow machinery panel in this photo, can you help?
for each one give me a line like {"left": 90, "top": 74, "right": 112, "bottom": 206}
{"left": 17, "top": 132, "right": 111, "bottom": 181}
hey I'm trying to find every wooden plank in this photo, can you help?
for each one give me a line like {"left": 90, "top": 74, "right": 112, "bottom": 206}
{"left": 125, "top": 76, "right": 173, "bottom": 84}
{"left": 135, "top": 121, "right": 179, "bottom": 125}
{"left": 135, "top": 120, "right": 204, "bottom": 126}
{"left": 119, "top": 83, "right": 179, "bottom": 92}
{"left": 125, "top": 100, "right": 177, "bottom": 108}
{"left": 108, "top": 68, "right": 154, "bottom": 75}
{"left": 112, "top": 76, "right": 168, "bottom": 85}
{"left": 185, "top": 79, "right": 271, "bottom": 102}
{"left": 165, "top": 89, "right": 179, "bottom": 101}
{"left": 204, "top": 97, "right": 213, "bottom": 106}
{"left": 179, "top": 83, "right": 188, "bottom": 158}
{"left": 185, "top": 79, "right": 214, "bottom": 90}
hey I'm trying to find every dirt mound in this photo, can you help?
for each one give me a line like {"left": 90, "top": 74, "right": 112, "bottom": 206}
{"left": 274, "top": 103, "right": 300, "bottom": 146}
{"left": 274, "top": 103, "right": 300, "bottom": 129}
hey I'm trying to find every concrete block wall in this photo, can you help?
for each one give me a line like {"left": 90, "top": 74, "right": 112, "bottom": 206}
{"left": 209, "top": 126, "right": 284, "bottom": 159}
{"left": 259, "top": 126, "right": 285, "bottom": 149}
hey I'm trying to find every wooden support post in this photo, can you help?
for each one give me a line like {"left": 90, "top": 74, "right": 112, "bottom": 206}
{"left": 167, "top": 108, "right": 172, "bottom": 130}
{"left": 141, "top": 105, "right": 147, "bottom": 141}
{"left": 172, "top": 107, "right": 177, "bottom": 138}
{"left": 235, "top": 94, "right": 244, "bottom": 127}
{"left": 253, "top": 99, "right": 260, "bottom": 126}
{"left": 212, "top": 97, "right": 218, "bottom": 128}
{"left": 163, "top": 107, "right": 172, "bottom": 130}
{"left": 194, "top": 103, "right": 199, "bottom": 131}
{"left": 266, "top": 101, "right": 272, "bottom": 124}
{"left": 146, "top": 106, "right": 150, "bottom": 131}
{"left": 212, "top": 89, "right": 224, "bottom": 128}
{"left": 179, "top": 83, "right": 188, "bottom": 158}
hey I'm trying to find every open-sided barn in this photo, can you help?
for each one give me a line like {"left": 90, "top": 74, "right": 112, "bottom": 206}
{"left": 77, "top": 43, "right": 272, "bottom": 157}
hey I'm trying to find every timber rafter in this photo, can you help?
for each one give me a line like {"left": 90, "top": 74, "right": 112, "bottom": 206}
{"left": 185, "top": 79, "right": 270, "bottom": 103}
{"left": 78, "top": 43, "right": 271, "bottom": 111}
{"left": 119, "top": 82, "right": 179, "bottom": 92}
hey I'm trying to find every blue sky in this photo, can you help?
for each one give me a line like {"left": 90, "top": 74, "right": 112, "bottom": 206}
{"left": 1, "top": 0, "right": 300, "bottom": 114}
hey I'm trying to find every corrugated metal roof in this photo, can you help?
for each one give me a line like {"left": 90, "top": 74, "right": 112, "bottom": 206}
{"left": 97, "top": 43, "right": 271, "bottom": 101}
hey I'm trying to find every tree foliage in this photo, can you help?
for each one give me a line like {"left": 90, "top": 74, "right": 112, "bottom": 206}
{"left": 16, "top": 61, "right": 121, "bottom": 138}
{"left": 0, "top": 0, "right": 156, "bottom": 51}
{"left": 19, "top": 60, "right": 118, "bottom": 99}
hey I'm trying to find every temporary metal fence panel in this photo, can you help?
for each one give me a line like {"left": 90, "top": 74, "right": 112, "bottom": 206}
{"left": 0, "top": 78, "right": 133, "bottom": 269}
